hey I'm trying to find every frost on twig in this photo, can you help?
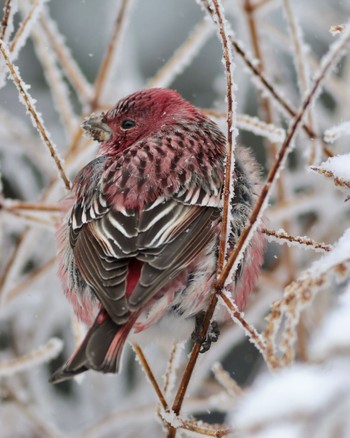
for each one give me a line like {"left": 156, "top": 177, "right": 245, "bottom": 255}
{"left": 200, "top": 0, "right": 239, "bottom": 271}
{"left": 0, "top": 338, "right": 63, "bottom": 377}
{"left": 30, "top": 20, "right": 78, "bottom": 139}
{"left": 0, "top": 0, "right": 17, "bottom": 42}
{"left": 212, "top": 362, "right": 243, "bottom": 398}
{"left": 162, "top": 342, "right": 185, "bottom": 401}
{"left": 10, "top": 0, "right": 48, "bottom": 60}
{"left": 39, "top": 10, "right": 93, "bottom": 106}
{"left": 310, "top": 154, "right": 350, "bottom": 193}
{"left": 206, "top": 110, "right": 286, "bottom": 143}
{"left": 92, "top": 0, "right": 133, "bottom": 108}
{"left": 0, "top": 41, "right": 71, "bottom": 190}
{"left": 283, "top": 0, "right": 320, "bottom": 164}
{"left": 263, "top": 227, "right": 332, "bottom": 253}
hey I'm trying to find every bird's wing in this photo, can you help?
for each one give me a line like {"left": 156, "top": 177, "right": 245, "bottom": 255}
{"left": 68, "top": 141, "right": 223, "bottom": 324}
{"left": 72, "top": 199, "right": 220, "bottom": 324}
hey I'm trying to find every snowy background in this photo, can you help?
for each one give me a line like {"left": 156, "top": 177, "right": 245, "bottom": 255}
{"left": 1, "top": 0, "right": 350, "bottom": 437}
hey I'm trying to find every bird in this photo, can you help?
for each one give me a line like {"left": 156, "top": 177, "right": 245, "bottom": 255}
{"left": 50, "top": 88, "right": 264, "bottom": 383}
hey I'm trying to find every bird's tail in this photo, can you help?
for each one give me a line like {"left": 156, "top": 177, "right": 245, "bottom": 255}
{"left": 49, "top": 309, "right": 136, "bottom": 384}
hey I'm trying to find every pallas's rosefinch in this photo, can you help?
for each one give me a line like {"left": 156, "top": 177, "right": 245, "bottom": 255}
{"left": 50, "top": 88, "right": 264, "bottom": 383}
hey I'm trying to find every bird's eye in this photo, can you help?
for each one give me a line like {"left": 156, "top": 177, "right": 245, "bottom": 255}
{"left": 121, "top": 119, "right": 136, "bottom": 130}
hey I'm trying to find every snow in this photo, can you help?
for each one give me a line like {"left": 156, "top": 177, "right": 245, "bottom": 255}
{"left": 233, "top": 366, "right": 346, "bottom": 428}
{"left": 318, "top": 153, "right": 350, "bottom": 181}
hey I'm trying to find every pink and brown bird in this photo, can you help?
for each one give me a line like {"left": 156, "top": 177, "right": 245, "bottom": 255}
{"left": 50, "top": 88, "right": 264, "bottom": 383}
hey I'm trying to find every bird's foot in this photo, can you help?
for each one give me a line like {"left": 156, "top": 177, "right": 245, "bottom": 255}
{"left": 191, "top": 311, "right": 220, "bottom": 353}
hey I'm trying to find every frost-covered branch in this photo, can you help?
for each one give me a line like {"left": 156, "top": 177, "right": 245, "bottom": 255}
{"left": 0, "top": 41, "right": 71, "bottom": 190}
{"left": 0, "top": 338, "right": 63, "bottom": 377}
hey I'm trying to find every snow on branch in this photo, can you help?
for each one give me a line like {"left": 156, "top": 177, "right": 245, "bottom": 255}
{"left": 10, "top": 0, "right": 48, "bottom": 60}
{"left": 310, "top": 154, "right": 350, "bottom": 193}
{"left": 0, "top": 41, "right": 71, "bottom": 190}
{"left": 0, "top": 338, "right": 63, "bottom": 377}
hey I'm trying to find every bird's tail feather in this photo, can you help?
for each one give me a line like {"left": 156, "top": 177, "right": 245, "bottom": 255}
{"left": 49, "top": 310, "right": 135, "bottom": 384}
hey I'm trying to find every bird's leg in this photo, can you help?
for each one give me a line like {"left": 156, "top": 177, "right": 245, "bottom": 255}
{"left": 191, "top": 311, "right": 220, "bottom": 353}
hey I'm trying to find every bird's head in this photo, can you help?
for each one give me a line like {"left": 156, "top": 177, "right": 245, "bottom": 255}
{"left": 82, "top": 88, "right": 199, "bottom": 155}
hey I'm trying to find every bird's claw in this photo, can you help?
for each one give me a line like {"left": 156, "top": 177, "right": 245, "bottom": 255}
{"left": 191, "top": 312, "right": 220, "bottom": 353}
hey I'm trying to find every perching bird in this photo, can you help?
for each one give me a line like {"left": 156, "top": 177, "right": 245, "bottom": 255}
{"left": 50, "top": 88, "right": 264, "bottom": 383}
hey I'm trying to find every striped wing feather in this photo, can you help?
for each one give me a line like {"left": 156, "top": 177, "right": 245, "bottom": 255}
{"left": 71, "top": 198, "right": 219, "bottom": 324}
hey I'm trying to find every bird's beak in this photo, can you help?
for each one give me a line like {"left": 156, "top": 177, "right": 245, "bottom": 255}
{"left": 82, "top": 114, "right": 112, "bottom": 143}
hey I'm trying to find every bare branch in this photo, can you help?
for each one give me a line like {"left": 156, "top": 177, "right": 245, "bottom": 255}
{"left": 132, "top": 343, "right": 168, "bottom": 411}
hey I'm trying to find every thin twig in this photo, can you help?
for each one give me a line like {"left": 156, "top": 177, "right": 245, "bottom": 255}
{"left": 3, "top": 209, "right": 56, "bottom": 227}
{"left": 0, "top": 41, "right": 71, "bottom": 190}
{"left": 132, "top": 343, "right": 168, "bottom": 411}
{"left": 30, "top": 24, "right": 78, "bottom": 139}
{"left": 218, "top": 291, "right": 273, "bottom": 366}
{"left": 91, "top": 0, "right": 131, "bottom": 108}
{"left": 3, "top": 200, "right": 63, "bottom": 212}
{"left": 39, "top": 14, "right": 93, "bottom": 106}
{"left": 0, "top": 0, "right": 12, "bottom": 40}
{"left": 262, "top": 228, "right": 332, "bottom": 253}
{"left": 230, "top": 36, "right": 324, "bottom": 144}
{"left": 244, "top": 0, "right": 296, "bottom": 285}
{"left": 169, "top": 2, "right": 238, "bottom": 433}
{"left": 10, "top": 0, "right": 44, "bottom": 56}
{"left": 205, "top": 0, "right": 237, "bottom": 273}
{"left": 283, "top": 0, "right": 320, "bottom": 164}
{"left": 0, "top": 338, "right": 63, "bottom": 377}
{"left": 0, "top": 228, "right": 29, "bottom": 294}
{"left": 3, "top": 257, "right": 55, "bottom": 304}
{"left": 170, "top": 293, "right": 218, "bottom": 437}
{"left": 204, "top": 110, "right": 285, "bottom": 143}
